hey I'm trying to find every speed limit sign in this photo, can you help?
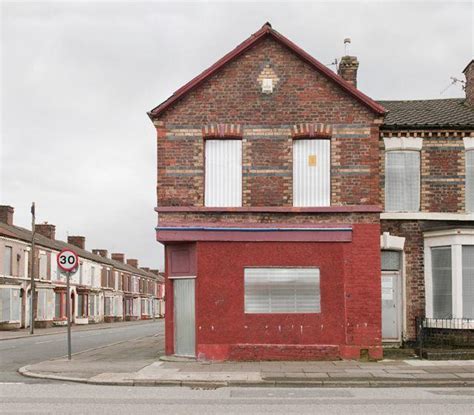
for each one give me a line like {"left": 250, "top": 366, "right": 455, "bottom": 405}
{"left": 57, "top": 249, "right": 79, "bottom": 272}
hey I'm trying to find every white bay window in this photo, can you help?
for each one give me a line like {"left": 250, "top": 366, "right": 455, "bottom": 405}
{"left": 424, "top": 229, "right": 474, "bottom": 325}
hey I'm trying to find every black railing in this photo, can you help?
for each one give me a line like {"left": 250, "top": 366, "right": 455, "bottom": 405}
{"left": 416, "top": 316, "right": 474, "bottom": 358}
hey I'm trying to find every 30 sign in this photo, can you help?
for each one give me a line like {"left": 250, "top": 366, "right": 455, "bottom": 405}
{"left": 57, "top": 249, "right": 79, "bottom": 272}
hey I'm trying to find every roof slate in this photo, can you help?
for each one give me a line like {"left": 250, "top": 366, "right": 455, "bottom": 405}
{"left": 378, "top": 98, "right": 474, "bottom": 129}
{"left": 0, "top": 222, "right": 163, "bottom": 282}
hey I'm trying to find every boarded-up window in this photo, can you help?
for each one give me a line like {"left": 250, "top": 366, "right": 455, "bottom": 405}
{"left": 244, "top": 268, "right": 320, "bottom": 313}
{"left": 3, "top": 246, "right": 12, "bottom": 276}
{"left": 0, "top": 288, "right": 20, "bottom": 322}
{"left": 39, "top": 253, "right": 48, "bottom": 279}
{"left": 293, "top": 139, "right": 330, "bottom": 207}
{"left": 385, "top": 151, "right": 420, "bottom": 212}
{"left": 466, "top": 151, "right": 474, "bottom": 212}
{"left": 431, "top": 247, "right": 452, "bottom": 318}
{"left": 462, "top": 245, "right": 474, "bottom": 319}
{"left": 381, "top": 251, "right": 401, "bottom": 271}
{"left": 37, "top": 289, "right": 54, "bottom": 321}
{"left": 205, "top": 140, "right": 242, "bottom": 207}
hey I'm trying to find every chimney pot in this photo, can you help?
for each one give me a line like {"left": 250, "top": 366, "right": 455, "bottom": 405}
{"left": 338, "top": 55, "right": 359, "bottom": 88}
{"left": 68, "top": 236, "right": 85, "bottom": 250}
{"left": 92, "top": 249, "right": 108, "bottom": 258}
{"left": 463, "top": 59, "right": 474, "bottom": 106}
{"left": 0, "top": 205, "right": 14, "bottom": 226}
{"left": 111, "top": 253, "right": 125, "bottom": 263}
{"left": 35, "top": 223, "right": 56, "bottom": 240}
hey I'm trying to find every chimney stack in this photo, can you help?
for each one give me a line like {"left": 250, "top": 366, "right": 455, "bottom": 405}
{"left": 463, "top": 59, "right": 474, "bottom": 106}
{"left": 92, "top": 249, "right": 108, "bottom": 258}
{"left": 338, "top": 55, "right": 359, "bottom": 88}
{"left": 127, "top": 259, "right": 138, "bottom": 268}
{"left": 112, "top": 253, "right": 125, "bottom": 263}
{"left": 140, "top": 267, "right": 150, "bottom": 272}
{"left": 150, "top": 269, "right": 160, "bottom": 276}
{"left": 35, "top": 222, "right": 56, "bottom": 240}
{"left": 0, "top": 205, "right": 14, "bottom": 226}
{"left": 68, "top": 236, "right": 85, "bottom": 250}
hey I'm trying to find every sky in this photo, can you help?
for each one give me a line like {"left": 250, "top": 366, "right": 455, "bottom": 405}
{"left": 1, "top": 0, "right": 472, "bottom": 270}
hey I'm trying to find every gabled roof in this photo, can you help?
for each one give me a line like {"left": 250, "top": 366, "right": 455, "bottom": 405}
{"left": 378, "top": 98, "right": 474, "bottom": 129}
{"left": 0, "top": 222, "right": 164, "bottom": 282}
{"left": 148, "top": 22, "right": 386, "bottom": 119}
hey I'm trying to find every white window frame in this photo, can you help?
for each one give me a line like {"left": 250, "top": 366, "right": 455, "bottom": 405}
{"left": 424, "top": 228, "right": 474, "bottom": 328}
{"left": 204, "top": 139, "right": 242, "bottom": 207}
{"left": 244, "top": 267, "right": 321, "bottom": 314}
{"left": 384, "top": 137, "right": 422, "bottom": 213}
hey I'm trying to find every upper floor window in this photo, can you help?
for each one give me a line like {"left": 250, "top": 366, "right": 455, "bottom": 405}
{"left": 3, "top": 246, "right": 12, "bottom": 276}
{"left": 39, "top": 252, "right": 48, "bottom": 279}
{"left": 466, "top": 149, "right": 474, "bottom": 212}
{"left": 293, "top": 139, "right": 330, "bottom": 207}
{"left": 205, "top": 139, "right": 242, "bottom": 207}
{"left": 384, "top": 137, "right": 422, "bottom": 212}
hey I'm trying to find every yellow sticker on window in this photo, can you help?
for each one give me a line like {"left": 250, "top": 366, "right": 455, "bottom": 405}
{"left": 308, "top": 154, "right": 317, "bottom": 167}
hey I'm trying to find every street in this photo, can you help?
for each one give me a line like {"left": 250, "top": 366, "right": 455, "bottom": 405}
{"left": 0, "top": 321, "right": 473, "bottom": 414}
{"left": 1, "top": 383, "right": 473, "bottom": 414}
{"left": 0, "top": 320, "right": 163, "bottom": 383}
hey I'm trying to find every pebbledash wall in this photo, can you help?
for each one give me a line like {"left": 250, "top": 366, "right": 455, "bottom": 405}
{"left": 151, "top": 24, "right": 387, "bottom": 360}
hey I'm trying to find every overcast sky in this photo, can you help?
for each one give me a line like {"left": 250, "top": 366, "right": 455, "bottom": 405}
{"left": 1, "top": 0, "right": 472, "bottom": 269}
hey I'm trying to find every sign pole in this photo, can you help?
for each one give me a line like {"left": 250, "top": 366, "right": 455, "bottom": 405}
{"left": 66, "top": 271, "right": 72, "bottom": 360}
{"left": 29, "top": 202, "right": 36, "bottom": 335}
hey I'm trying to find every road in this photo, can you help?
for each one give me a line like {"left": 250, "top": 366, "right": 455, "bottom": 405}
{"left": 0, "top": 320, "right": 164, "bottom": 383}
{"left": 1, "top": 384, "right": 473, "bottom": 414}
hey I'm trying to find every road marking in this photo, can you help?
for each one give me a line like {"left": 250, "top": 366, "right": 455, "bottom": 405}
{"left": 35, "top": 340, "right": 53, "bottom": 344}
{"left": 0, "top": 382, "right": 25, "bottom": 384}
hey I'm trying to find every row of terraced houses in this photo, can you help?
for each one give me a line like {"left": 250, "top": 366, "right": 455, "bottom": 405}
{"left": 0, "top": 205, "right": 165, "bottom": 330}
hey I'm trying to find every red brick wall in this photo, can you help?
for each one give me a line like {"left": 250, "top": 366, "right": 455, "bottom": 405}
{"left": 164, "top": 224, "right": 382, "bottom": 361}
{"left": 154, "top": 36, "right": 382, "bottom": 210}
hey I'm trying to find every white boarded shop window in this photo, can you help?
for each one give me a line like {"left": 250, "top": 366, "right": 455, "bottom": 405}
{"left": 466, "top": 150, "right": 474, "bottom": 212}
{"left": 244, "top": 268, "right": 320, "bottom": 313}
{"left": 293, "top": 139, "right": 330, "bottom": 207}
{"left": 385, "top": 151, "right": 420, "bottom": 212}
{"left": 205, "top": 140, "right": 242, "bottom": 207}
{"left": 0, "top": 287, "right": 21, "bottom": 322}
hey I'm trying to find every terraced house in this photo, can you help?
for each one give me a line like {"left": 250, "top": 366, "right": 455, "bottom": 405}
{"left": 0, "top": 205, "right": 165, "bottom": 330}
{"left": 149, "top": 23, "right": 473, "bottom": 361}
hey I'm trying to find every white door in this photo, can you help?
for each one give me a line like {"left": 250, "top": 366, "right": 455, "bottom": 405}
{"left": 382, "top": 272, "right": 402, "bottom": 341}
{"left": 174, "top": 279, "right": 195, "bottom": 357}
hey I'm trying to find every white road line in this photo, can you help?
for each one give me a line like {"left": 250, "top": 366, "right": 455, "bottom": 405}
{"left": 35, "top": 340, "right": 53, "bottom": 344}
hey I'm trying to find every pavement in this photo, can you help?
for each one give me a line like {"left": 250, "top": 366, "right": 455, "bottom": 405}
{"left": 19, "top": 335, "right": 474, "bottom": 388}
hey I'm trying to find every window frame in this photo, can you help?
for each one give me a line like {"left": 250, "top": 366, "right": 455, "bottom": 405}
{"left": 466, "top": 149, "right": 474, "bottom": 212}
{"left": 244, "top": 267, "right": 321, "bottom": 314}
{"left": 292, "top": 138, "right": 331, "bottom": 207}
{"left": 424, "top": 229, "right": 474, "bottom": 327}
{"left": 204, "top": 138, "right": 243, "bottom": 207}
{"left": 3, "top": 246, "right": 13, "bottom": 276}
{"left": 385, "top": 150, "right": 421, "bottom": 212}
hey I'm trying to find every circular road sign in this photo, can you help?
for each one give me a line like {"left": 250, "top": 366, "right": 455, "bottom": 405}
{"left": 57, "top": 249, "right": 79, "bottom": 272}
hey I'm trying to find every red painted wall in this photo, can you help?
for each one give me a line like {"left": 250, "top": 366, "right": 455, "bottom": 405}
{"left": 164, "top": 223, "right": 381, "bottom": 360}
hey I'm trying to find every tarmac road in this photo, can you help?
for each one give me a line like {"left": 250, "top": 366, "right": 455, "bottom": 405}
{"left": 0, "top": 320, "right": 164, "bottom": 383}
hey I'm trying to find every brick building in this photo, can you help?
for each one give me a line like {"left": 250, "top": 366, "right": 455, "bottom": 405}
{"left": 149, "top": 23, "right": 473, "bottom": 360}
